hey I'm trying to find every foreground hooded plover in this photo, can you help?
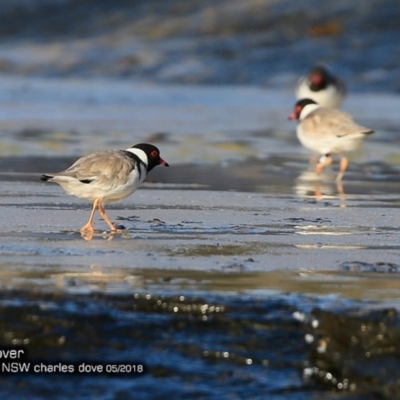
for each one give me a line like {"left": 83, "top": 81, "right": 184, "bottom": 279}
{"left": 41, "top": 143, "right": 169, "bottom": 234}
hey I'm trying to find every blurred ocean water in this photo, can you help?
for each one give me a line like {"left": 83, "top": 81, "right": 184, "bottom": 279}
{"left": 0, "top": 0, "right": 398, "bottom": 91}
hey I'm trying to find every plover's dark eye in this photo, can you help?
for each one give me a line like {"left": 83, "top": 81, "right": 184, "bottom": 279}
{"left": 151, "top": 150, "right": 159, "bottom": 158}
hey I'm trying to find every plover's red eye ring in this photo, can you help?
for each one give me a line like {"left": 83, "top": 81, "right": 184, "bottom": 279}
{"left": 151, "top": 150, "right": 159, "bottom": 158}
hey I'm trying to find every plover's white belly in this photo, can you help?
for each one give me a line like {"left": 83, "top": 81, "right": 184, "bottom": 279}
{"left": 297, "top": 127, "right": 365, "bottom": 156}
{"left": 56, "top": 170, "right": 143, "bottom": 204}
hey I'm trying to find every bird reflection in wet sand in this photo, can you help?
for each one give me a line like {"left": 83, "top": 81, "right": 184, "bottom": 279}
{"left": 40, "top": 143, "right": 169, "bottom": 241}
{"left": 81, "top": 230, "right": 126, "bottom": 241}
{"left": 295, "top": 170, "right": 346, "bottom": 207}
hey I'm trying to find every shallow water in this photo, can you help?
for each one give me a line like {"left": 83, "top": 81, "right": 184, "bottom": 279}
{"left": 0, "top": 76, "right": 400, "bottom": 398}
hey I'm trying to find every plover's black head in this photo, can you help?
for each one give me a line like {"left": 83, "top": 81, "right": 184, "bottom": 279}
{"left": 289, "top": 98, "right": 318, "bottom": 120}
{"left": 131, "top": 143, "right": 169, "bottom": 172}
{"left": 308, "top": 65, "right": 333, "bottom": 91}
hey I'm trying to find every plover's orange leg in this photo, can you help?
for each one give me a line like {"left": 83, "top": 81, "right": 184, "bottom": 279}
{"left": 98, "top": 201, "right": 117, "bottom": 232}
{"left": 80, "top": 197, "right": 101, "bottom": 233}
{"left": 336, "top": 157, "right": 348, "bottom": 182}
{"left": 315, "top": 155, "right": 332, "bottom": 175}
{"left": 314, "top": 183, "right": 323, "bottom": 200}
{"left": 336, "top": 181, "right": 346, "bottom": 208}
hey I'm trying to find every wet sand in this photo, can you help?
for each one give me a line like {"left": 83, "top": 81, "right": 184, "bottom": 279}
{"left": 2, "top": 175, "right": 400, "bottom": 298}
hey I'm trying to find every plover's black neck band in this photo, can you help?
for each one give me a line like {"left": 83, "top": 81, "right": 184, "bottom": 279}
{"left": 122, "top": 150, "right": 147, "bottom": 179}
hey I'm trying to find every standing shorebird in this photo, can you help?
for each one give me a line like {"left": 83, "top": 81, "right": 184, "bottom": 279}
{"left": 41, "top": 143, "right": 169, "bottom": 235}
{"left": 295, "top": 65, "right": 346, "bottom": 108}
{"left": 289, "top": 98, "right": 373, "bottom": 181}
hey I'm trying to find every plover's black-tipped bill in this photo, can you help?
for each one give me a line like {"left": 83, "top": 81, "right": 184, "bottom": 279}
{"left": 159, "top": 158, "right": 169, "bottom": 167}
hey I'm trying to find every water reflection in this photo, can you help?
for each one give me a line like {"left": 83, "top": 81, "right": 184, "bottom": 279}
{"left": 294, "top": 170, "right": 346, "bottom": 206}
{"left": 3, "top": 263, "right": 400, "bottom": 398}
{"left": 2, "top": 265, "right": 400, "bottom": 303}
{"left": 1, "top": 273, "right": 399, "bottom": 399}
{"left": 52, "top": 265, "right": 144, "bottom": 293}
{"left": 81, "top": 230, "right": 119, "bottom": 241}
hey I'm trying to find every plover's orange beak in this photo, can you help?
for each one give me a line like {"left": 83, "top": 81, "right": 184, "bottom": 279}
{"left": 159, "top": 158, "right": 169, "bottom": 167}
{"left": 288, "top": 112, "right": 297, "bottom": 120}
